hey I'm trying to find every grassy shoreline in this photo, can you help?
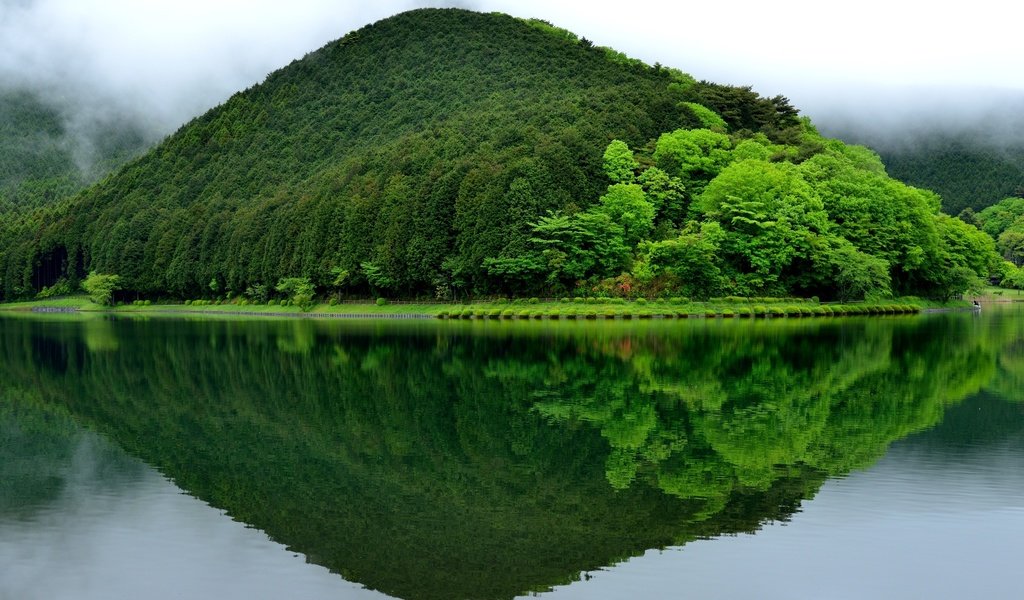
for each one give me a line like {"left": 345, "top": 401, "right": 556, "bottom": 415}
{"left": 0, "top": 294, "right": 981, "bottom": 321}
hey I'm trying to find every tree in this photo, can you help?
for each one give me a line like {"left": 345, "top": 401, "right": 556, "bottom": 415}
{"left": 653, "top": 128, "right": 733, "bottom": 190}
{"left": 636, "top": 167, "right": 686, "bottom": 224}
{"left": 602, "top": 140, "right": 639, "bottom": 184}
{"left": 697, "top": 159, "right": 829, "bottom": 295}
{"left": 81, "top": 272, "right": 121, "bottom": 306}
{"left": 829, "top": 241, "right": 891, "bottom": 302}
{"left": 276, "top": 277, "right": 316, "bottom": 311}
{"left": 640, "top": 222, "right": 727, "bottom": 299}
{"left": 529, "top": 210, "right": 629, "bottom": 288}
{"left": 681, "top": 102, "right": 727, "bottom": 131}
{"left": 595, "top": 183, "right": 655, "bottom": 247}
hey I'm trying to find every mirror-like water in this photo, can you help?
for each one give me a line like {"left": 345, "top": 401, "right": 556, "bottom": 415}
{"left": 1, "top": 310, "right": 1022, "bottom": 599}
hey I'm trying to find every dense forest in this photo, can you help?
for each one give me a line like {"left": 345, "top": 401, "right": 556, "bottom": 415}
{"left": 0, "top": 9, "right": 1002, "bottom": 303}
{"left": 831, "top": 127, "right": 1024, "bottom": 216}
{"left": 0, "top": 89, "right": 147, "bottom": 214}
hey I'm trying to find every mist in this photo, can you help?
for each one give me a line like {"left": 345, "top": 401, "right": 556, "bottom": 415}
{"left": 4, "top": 0, "right": 1024, "bottom": 170}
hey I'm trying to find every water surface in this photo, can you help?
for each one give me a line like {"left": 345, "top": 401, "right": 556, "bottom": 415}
{"left": 1, "top": 310, "right": 1022, "bottom": 599}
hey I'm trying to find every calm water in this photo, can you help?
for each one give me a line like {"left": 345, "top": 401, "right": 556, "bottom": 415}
{"left": 1, "top": 309, "right": 1022, "bottom": 600}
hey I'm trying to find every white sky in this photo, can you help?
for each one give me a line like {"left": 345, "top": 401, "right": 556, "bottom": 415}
{"left": 1, "top": 0, "right": 1021, "bottom": 139}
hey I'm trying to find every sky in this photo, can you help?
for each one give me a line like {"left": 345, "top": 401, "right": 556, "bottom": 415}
{"left": 2, "top": 0, "right": 1022, "bottom": 149}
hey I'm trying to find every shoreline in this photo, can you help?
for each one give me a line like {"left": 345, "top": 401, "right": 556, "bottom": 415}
{"left": 0, "top": 296, "right": 975, "bottom": 321}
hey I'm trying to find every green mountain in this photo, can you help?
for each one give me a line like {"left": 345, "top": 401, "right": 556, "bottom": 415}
{"left": 829, "top": 128, "right": 1024, "bottom": 215}
{"left": 0, "top": 89, "right": 148, "bottom": 213}
{"left": 881, "top": 140, "right": 1024, "bottom": 216}
{"left": 0, "top": 8, "right": 999, "bottom": 303}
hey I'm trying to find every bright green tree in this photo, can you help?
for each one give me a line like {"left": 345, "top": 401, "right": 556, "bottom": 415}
{"left": 596, "top": 183, "right": 655, "bottom": 246}
{"left": 602, "top": 140, "right": 639, "bottom": 184}
{"left": 275, "top": 277, "right": 316, "bottom": 311}
{"left": 81, "top": 272, "right": 121, "bottom": 306}
{"left": 653, "top": 128, "right": 733, "bottom": 189}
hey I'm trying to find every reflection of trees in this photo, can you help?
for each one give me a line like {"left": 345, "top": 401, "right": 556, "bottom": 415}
{"left": 0, "top": 314, "right": 1013, "bottom": 600}
{"left": 515, "top": 319, "right": 997, "bottom": 503}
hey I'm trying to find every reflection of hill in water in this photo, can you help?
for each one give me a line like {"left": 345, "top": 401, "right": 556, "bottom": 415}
{"left": 0, "top": 315, "right": 1012, "bottom": 600}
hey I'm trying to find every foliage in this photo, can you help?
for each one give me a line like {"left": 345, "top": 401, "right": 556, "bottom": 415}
{"left": 843, "top": 130, "right": 1024, "bottom": 214}
{"left": 0, "top": 89, "right": 147, "bottom": 215}
{"left": 81, "top": 272, "right": 121, "bottom": 306}
{"left": 275, "top": 277, "right": 315, "bottom": 311}
{"left": 602, "top": 140, "right": 639, "bottom": 183}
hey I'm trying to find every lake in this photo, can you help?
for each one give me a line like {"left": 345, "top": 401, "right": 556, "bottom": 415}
{"left": 1, "top": 309, "right": 1022, "bottom": 599}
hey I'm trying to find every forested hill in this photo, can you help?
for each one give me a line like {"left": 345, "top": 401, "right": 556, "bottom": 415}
{"left": 827, "top": 127, "right": 1024, "bottom": 216}
{"left": 0, "top": 8, "right": 998, "bottom": 302}
{"left": 0, "top": 89, "right": 148, "bottom": 213}
{"left": 880, "top": 139, "right": 1024, "bottom": 215}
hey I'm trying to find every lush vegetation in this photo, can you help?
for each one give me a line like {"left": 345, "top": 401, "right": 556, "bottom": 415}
{"left": 830, "top": 129, "right": 1024, "bottom": 215}
{"left": 0, "top": 9, "right": 1000, "bottom": 304}
{"left": 0, "top": 89, "right": 147, "bottom": 214}
{"left": 1, "top": 312, "right": 1014, "bottom": 598}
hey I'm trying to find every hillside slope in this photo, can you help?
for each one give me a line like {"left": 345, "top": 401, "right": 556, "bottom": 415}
{"left": 825, "top": 124, "right": 1024, "bottom": 215}
{"left": 880, "top": 139, "right": 1024, "bottom": 215}
{"left": 0, "top": 89, "right": 148, "bottom": 213}
{"left": 0, "top": 8, "right": 996, "bottom": 302}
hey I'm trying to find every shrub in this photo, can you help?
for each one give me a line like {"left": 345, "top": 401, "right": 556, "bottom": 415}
{"left": 376, "top": 297, "right": 389, "bottom": 306}
{"left": 635, "top": 297, "right": 648, "bottom": 305}
{"left": 753, "top": 305, "right": 766, "bottom": 316}
{"left": 560, "top": 297, "right": 571, "bottom": 303}
{"left": 737, "top": 307, "right": 752, "bottom": 318}
{"left": 328, "top": 297, "right": 338, "bottom": 306}
{"left": 573, "top": 297, "right": 585, "bottom": 304}
{"left": 517, "top": 310, "right": 531, "bottom": 319}
{"left": 502, "top": 309, "right": 515, "bottom": 319}
{"left": 721, "top": 309, "right": 735, "bottom": 318}
{"left": 604, "top": 310, "right": 617, "bottom": 319}
{"left": 528, "top": 297, "right": 539, "bottom": 304}
{"left": 488, "top": 308, "right": 502, "bottom": 318}
{"left": 276, "top": 277, "right": 315, "bottom": 311}
{"left": 493, "top": 297, "right": 509, "bottom": 305}
{"left": 769, "top": 306, "right": 785, "bottom": 317}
